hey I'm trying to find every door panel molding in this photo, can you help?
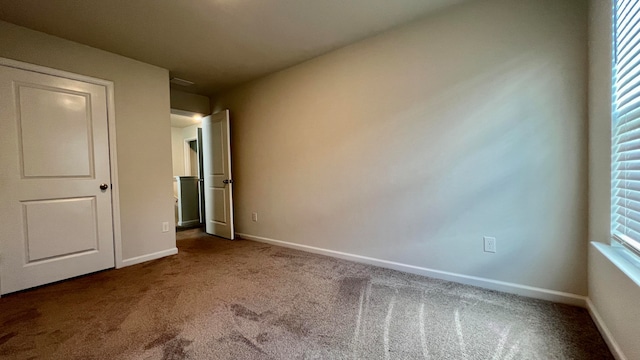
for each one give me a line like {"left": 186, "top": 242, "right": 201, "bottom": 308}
{"left": 0, "top": 57, "right": 123, "bottom": 297}
{"left": 22, "top": 196, "right": 100, "bottom": 262}
{"left": 16, "top": 83, "right": 95, "bottom": 178}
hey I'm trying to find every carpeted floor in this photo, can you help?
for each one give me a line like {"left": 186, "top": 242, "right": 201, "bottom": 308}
{"left": 0, "top": 228, "right": 612, "bottom": 359}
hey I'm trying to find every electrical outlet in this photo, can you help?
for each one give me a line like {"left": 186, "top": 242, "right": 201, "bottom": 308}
{"left": 162, "top": 222, "right": 170, "bottom": 232}
{"left": 252, "top": 212, "right": 258, "bottom": 222}
{"left": 484, "top": 236, "right": 496, "bottom": 253}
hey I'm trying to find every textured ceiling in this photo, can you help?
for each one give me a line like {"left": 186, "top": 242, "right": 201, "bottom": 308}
{"left": 0, "top": 0, "right": 463, "bottom": 95}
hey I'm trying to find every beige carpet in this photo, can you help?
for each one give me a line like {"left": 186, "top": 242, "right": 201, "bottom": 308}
{"left": 0, "top": 228, "right": 612, "bottom": 359}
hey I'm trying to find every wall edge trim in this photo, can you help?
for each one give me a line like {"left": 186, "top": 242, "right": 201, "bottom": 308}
{"left": 237, "top": 232, "right": 587, "bottom": 307}
{"left": 119, "top": 247, "right": 178, "bottom": 268}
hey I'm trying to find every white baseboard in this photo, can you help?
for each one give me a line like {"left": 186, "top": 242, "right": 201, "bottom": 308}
{"left": 237, "top": 232, "right": 587, "bottom": 307}
{"left": 586, "top": 298, "right": 627, "bottom": 360}
{"left": 118, "top": 247, "right": 178, "bottom": 268}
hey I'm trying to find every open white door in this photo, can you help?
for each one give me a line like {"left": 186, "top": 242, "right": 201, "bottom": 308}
{"left": 0, "top": 63, "right": 115, "bottom": 294}
{"left": 202, "top": 110, "right": 234, "bottom": 239}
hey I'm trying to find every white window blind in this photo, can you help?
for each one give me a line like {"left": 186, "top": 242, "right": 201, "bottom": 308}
{"left": 613, "top": 0, "right": 640, "bottom": 254}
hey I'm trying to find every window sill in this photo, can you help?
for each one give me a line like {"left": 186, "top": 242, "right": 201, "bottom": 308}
{"left": 592, "top": 241, "right": 640, "bottom": 288}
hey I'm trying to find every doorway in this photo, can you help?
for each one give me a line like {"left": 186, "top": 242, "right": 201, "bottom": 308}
{"left": 171, "top": 109, "right": 205, "bottom": 229}
{"left": 169, "top": 109, "right": 236, "bottom": 239}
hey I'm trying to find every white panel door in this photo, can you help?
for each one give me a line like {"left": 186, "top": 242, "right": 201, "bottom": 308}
{"left": 0, "top": 64, "right": 115, "bottom": 294}
{"left": 202, "top": 110, "right": 234, "bottom": 239}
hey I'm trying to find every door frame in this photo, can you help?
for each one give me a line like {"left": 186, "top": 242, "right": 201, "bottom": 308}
{"left": 0, "top": 57, "right": 123, "bottom": 273}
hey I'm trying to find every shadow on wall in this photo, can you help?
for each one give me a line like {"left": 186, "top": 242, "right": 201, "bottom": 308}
{"left": 215, "top": 0, "right": 587, "bottom": 295}
{"left": 275, "top": 52, "right": 584, "bottom": 277}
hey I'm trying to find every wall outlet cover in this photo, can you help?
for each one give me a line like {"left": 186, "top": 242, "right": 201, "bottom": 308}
{"left": 484, "top": 236, "right": 496, "bottom": 253}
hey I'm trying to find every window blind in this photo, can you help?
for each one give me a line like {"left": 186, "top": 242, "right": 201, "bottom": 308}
{"left": 612, "top": 0, "right": 640, "bottom": 254}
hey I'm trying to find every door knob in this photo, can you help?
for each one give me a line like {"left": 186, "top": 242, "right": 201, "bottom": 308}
{"left": 100, "top": 184, "right": 109, "bottom": 190}
{"left": 223, "top": 179, "right": 233, "bottom": 184}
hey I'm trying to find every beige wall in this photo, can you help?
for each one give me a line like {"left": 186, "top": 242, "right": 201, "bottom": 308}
{"left": 0, "top": 21, "right": 176, "bottom": 261}
{"left": 171, "top": 127, "right": 186, "bottom": 177}
{"left": 170, "top": 89, "right": 210, "bottom": 115}
{"left": 214, "top": 0, "right": 589, "bottom": 295}
{"left": 182, "top": 123, "right": 201, "bottom": 141}
{"left": 587, "top": 1, "right": 640, "bottom": 359}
